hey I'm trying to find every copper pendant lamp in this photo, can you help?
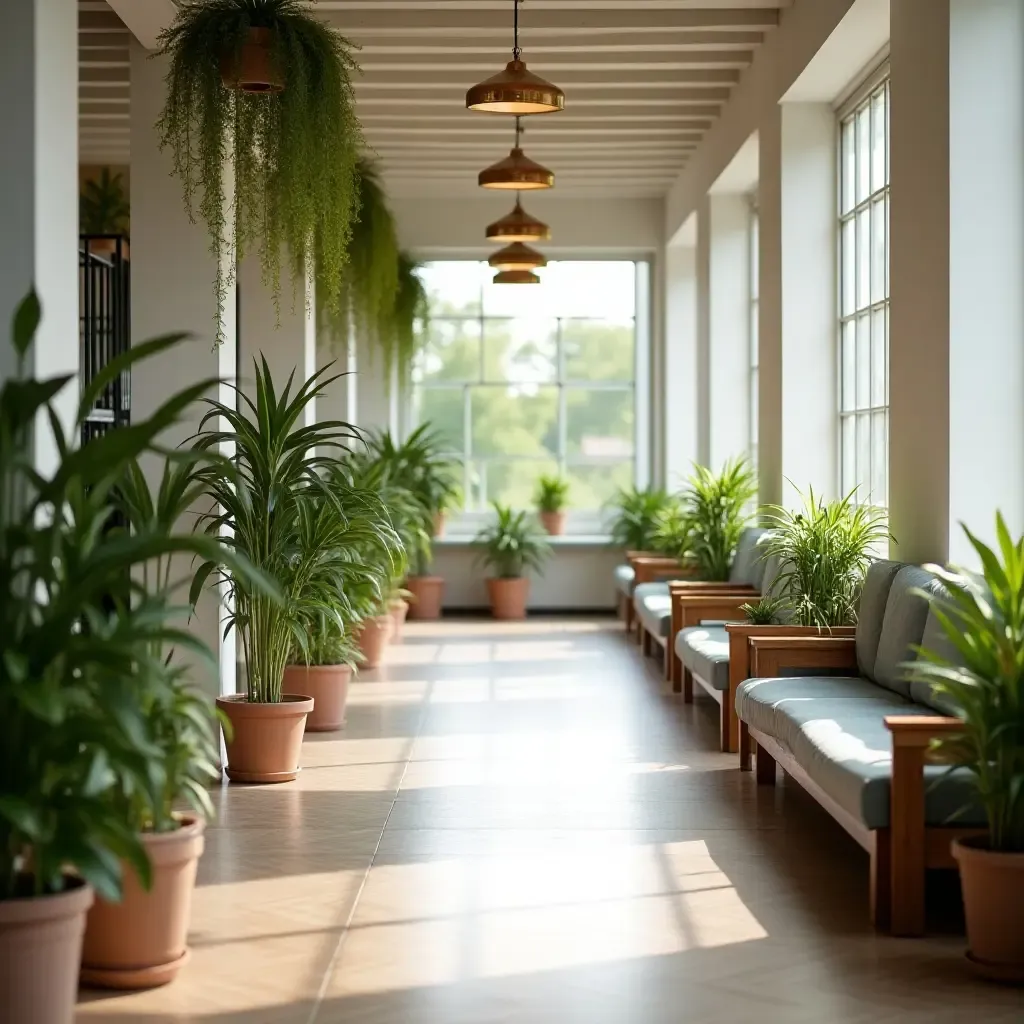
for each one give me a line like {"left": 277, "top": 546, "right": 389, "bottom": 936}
{"left": 486, "top": 196, "right": 550, "bottom": 243}
{"left": 466, "top": 1, "right": 564, "bottom": 115}
{"left": 479, "top": 117, "right": 554, "bottom": 191}
{"left": 493, "top": 269, "right": 541, "bottom": 285}
{"left": 488, "top": 242, "right": 547, "bottom": 273}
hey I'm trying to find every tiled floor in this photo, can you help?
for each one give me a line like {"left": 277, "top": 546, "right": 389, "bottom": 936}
{"left": 78, "top": 618, "right": 1022, "bottom": 1023}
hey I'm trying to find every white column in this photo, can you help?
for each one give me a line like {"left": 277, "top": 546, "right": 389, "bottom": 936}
{"left": 890, "top": 0, "right": 1024, "bottom": 564}
{"left": 664, "top": 242, "right": 698, "bottom": 490}
{"left": 759, "top": 102, "right": 838, "bottom": 509}
{"left": 0, "top": 0, "right": 78, "bottom": 469}
{"left": 316, "top": 329, "right": 357, "bottom": 429}
{"left": 354, "top": 334, "right": 397, "bottom": 436}
{"left": 131, "top": 41, "right": 237, "bottom": 699}
{"left": 697, "top": 195, "right": 751, "bottom": 471}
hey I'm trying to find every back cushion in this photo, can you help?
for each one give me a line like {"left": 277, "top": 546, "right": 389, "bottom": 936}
{"left": 909, "top": 601, "right": 965, "bottom": 715}
{"left": 748, "top": 531, "right": 775, "bottom": 591}
{"left": 870, "top": 566, "right": 937, "bottom": 697}
{"left": 856, "top": 560, "right": 905, "bottom": 678}
{"left": 729, "top": 527, "right": 768, "bottom": 585}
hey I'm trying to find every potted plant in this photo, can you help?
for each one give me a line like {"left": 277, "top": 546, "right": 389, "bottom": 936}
{"left": 763, "top": 487, "right": 889, "bottom": 627}
{"left": 680, "top": 457, "right": 758, "bottom": 580}
{"left": 157, "top": 0, "right": 362, "bottom": 344}
{"left": 535, "top": 473, "right": 570, "bottom": 536}
{"left": 911, "top": 514, "right": 1024, "bottom": 979}
{"left": 80, "top": 166, "right": 130, "bottom": 257}
{"left": 474, "top": 503, "right": 552, "bottom": 620}
{"left": 605, "top": 484, "right": 674, "bottom": 554}
{"left": 193, "top": 357, "right": 361, "bottom": 782}
{"left": 283, "top": 628, "right": 360, "bottom": 733}
{"left": 0, "top": 294, "right": 251, "bottom": 1020}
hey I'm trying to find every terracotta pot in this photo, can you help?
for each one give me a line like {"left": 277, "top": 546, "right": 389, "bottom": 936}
{"left": 953, "top": 836, "right": 1024, "bottom": 981}
{"left": 283, "top": 663, "right": 351, "bottom": 732}
{"left": 0, "top": 876, "right": 93, "bottom": 1023}
{"left": 539, "top": 510, "right": 566, "bottom": 536}
{"left": 80, "top": 817, "right": 205, "bottom": 990}
{"left": 389, "top": 598, "right": 410, "bottom": 642}
{"left": 220, "top": 27, "right": 284, "bottom": 93}
{"left": 216, "top": 693, "right": 314, "bottom": 784}
{"left": 356, "top": 614, "right": 394, "bottom": 669}
{"left": 407, "top": 575, "right": 445, "bottom": 620}
{"left": 487, "top": 577, "right": 530, "bottom": 620}
{"left": 433, "top": 512, "right": 446, "bottom": 538}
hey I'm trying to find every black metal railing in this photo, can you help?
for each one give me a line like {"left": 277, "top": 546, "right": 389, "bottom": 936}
{"left": 79, "top": 235, "right": 131, "bottom": 445}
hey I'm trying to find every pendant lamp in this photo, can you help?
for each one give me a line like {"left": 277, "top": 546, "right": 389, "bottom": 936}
{"left": 486, "top": 196, "right": 550, "bottom": 243}
{"left": 493, "top": 270, "right": 540, "bottom": 285}
{"left": 479, "top": 117, "right": 554, "bottom": 191}
{"left": 488, "top": 242, "right": 546, "bottom": 273}
{"left": 467, "top": 1, "right": 564, "bottom": 115}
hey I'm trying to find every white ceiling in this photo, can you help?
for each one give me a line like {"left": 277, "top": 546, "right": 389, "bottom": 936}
{"left": 79, "top": 0, "right": 791, "bottom": 199}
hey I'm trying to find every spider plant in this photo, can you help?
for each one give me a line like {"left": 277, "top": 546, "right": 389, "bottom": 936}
{"left": 740, "top": 595, "right": 787, "bottom": 626}
{"left": 681, "top": 458, "right": 758, "bottom": 580}
{"left": 605, "top": 485, "right": 673, "bottom": 552}
{"left": 763, "top": 487, "right": 889, "bottom": 627}
{"left": 909, "top": 514, "right": 1024, "bottom": 853}
{"left": 535, "top": 473, "right": 570, "bottom": 514}
{"left": 474, "top": 503, "right": 552, "bottom": 579}
{"left": 80, "top": 167, "right": 130, "bottom": 236}
{"left": 191, "top": 357, "right": 362, "bottom": 703}
{"left": 157, "top": 0, "right": 362, "bottom": 344}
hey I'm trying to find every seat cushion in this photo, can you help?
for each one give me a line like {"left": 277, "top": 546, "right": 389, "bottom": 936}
{"left": 633, "top": 581, "right": 672, "bottom": 638}
{"left": 855, "top": 560, "right": 905, "bottom": 680}
{"left": 728, "top": 527, "right": 769, "bottom": 586}
{"left": 676, "top": 625, "right": 730, "bottom": 691}
{"left": 614, "top": 563, "right": 635, "bottom": 597}
{"left": 736, "top": 675, "right": 984, "bottom": 829}
{"left": 871, "top": 566, "right": 939, "bottom": 698}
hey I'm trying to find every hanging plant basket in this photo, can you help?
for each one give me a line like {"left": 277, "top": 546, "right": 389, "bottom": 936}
{"left": 158, "top": 0, "right": 362, "bottom": 345}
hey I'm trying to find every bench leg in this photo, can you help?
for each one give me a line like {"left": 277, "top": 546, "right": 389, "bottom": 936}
{"left": 670, "top": 648, "right": 683, "bottom": 694}
{"left": 663, "top": 642, "right": 674, "bottom": 684}
{"left": 890, "top": 746, "right": 927, "bottom": 936}
{"left": 755, "top": 741, "right": 776, "bottom": 785}
{"left": 871, "top": 828, "right": 892, "bottom": 932}
{"left": 641, "top": 627, "right": 653, "bottom": 656}
{"left": 625, "top": 600, "right": 635, "bottom": 633}
{"left": 718, "top": 699, "right": 730, "bottom": 753}
{"left": 682, "top": 667, "right": 694, "bottom": 703}
{"left": 739, "top": 722, "right": 752, "bottom": 771}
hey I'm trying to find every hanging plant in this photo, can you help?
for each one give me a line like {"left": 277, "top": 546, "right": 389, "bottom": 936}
{"left": 388, "top": 253, "right": 429, "bottom": 388}
{"left": 157, "top": 0, "right": 362, "bottom": 344}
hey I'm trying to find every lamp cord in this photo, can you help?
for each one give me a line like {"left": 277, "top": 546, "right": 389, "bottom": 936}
{"left": 515, "top": 115, "right": 523, "bottom": 148}
{"left": 513, "top": 0, "right": 521, "bottom": 61}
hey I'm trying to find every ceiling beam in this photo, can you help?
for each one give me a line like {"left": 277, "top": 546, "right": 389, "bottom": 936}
{"left": 355, "top": 68, "right": 739, "bottom": 87}
{"left": 354, "top": 87, "right": 732, "bottom": 105}
{"left": 359, "top": 112, "right": 717, "bottom": 125}
{"left": 354, "top": 51, "right": 754, "bottom": 70}
{"left": 351, "top": 31, "right": 765, "bottom": 53}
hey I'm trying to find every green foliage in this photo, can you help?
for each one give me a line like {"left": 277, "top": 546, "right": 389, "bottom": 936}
{"left": 535, "top": 473, "right": 569, "bottom": 513}
{"left": 192, "top": 357, "right": 371, "bottom": 703}
{"left": 605, "top": 485, "right": 674, "bottom": 551}
{"left": 389, "top": 253, "right": 429, "bottom": 390}
{"left": 740, "top": 596, "right": 786, "bottom": 625}
{"left": 475, "top": 503, "right": 552, "bottom": 579}
{"left": 681, "top": 458, "right": 758, "bottom": 580}
{"left": 649, "top": 498, "right": 691, "bottom": 559}
{"left": 908, "top": 515, "right": 1024, "bottom": 853}
{"left": 157, "top": 0, "right": 362, "bottom": 344}
{"left": 0, "top": 292, "right": 264, "bottom": 902}
{"left": 764, "top": 487, "right": 889, "bottom": 627}
{"left": 80, "top": 167, "right": 130, "bottom": 236}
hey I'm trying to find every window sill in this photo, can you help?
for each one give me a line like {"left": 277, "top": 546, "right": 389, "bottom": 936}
{"left": 434, "top": 534, "right": 613, "bottom": 548}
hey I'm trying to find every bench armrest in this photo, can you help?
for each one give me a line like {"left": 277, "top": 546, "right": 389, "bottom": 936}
{"left": 885, "top": 715, "right": 963, "bottom": 754}
{"left": 667, "top": 579, "right": 756, "bottom": 595}
{"left": 747, "top": 635, "right": 858, "bottom": 677}
{"left": 632, "top": 556, "right": 692, "bottom": 585}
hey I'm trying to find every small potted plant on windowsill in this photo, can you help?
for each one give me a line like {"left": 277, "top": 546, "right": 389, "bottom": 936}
{"left": 535, "top": 473, "right": 570, "bottom": 536}
{"left": 474, "top": 503, "right": 552, "bottom": 620}
{"left": 911, "top": 514, "right": 1024, "bottom": 980}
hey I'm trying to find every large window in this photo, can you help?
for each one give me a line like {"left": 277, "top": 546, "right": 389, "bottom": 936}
{"left": 410, "top": 261, "right": 638, "bottom": 514}
{"left": 839, "top": 73, "right": 890, "bottom": 505}
{"left": 749, "top": 199, "right": 759, "bottom": 467}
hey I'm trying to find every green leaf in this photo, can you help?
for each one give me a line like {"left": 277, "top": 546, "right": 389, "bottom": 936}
{"left": 12, "top": 289, "right": 41, "bottom": 357}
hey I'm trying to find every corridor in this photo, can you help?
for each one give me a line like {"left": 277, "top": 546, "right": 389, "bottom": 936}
{"left": 78, "top": 619, "right": 1020, "bottom": 1024}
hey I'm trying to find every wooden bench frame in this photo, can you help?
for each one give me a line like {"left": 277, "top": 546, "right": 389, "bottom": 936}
{"left": 741, "top": 635, "right": 984, "bottom": 936}
{"left": 624, "top": 553, "right": 682, "bottom": 634}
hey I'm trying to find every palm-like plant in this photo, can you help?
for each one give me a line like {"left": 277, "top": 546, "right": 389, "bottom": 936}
{"left": 535, "top": 473, "right": 570, "bottom": 513}
{"left": 475, "top": 504, "right": 552, "bottom": 579}
{"left": 80, "top": 167, "right": 130, "bottom": 236}
{"left": 192, "top": 357, "right": 362, "bottom": 703}
{"left": 682, "top": 458, "right": 758, "bottom": 580}
{"left": 909, "top": 515, "right": 1024, "bottom": 853}
{"left": 649, "top": 498, "right": 691, "bottom": 559}
{"left": 605, "top": 485, "right": 673, "bottom": 551}
{"left": 763, "top": 487, "right": 888, "bottom": 627}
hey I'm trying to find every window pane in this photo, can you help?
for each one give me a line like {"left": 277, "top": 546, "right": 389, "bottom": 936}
{"left": 870, "top": 197, "right": 887, "bottom": 304}
{"left": 856, "top": 315, "right": 871, "bottom": 411}
{"left": 841, "top": 219, "right": 856, "bottom": 317}
{"left": 841, "top": 118, "right": 856, "bottom": 214}
{"left": 842, "top": 416, "right": 856, "bottom": 494}
{"left": 467, "top": 459, "right": 558, "bottom": 512}
{"left": 871, "top": 307, "right": 886, "bottom": 408}
{"left": 419, "top": 262, "right": 486, "bottom": 316}
{"left": 470, "top": 385, "right": 558, "bottom": 458}
{"left": 562, "top": 320, "right": 635, "bottom": 382}
{"left": 871, "top": 88, "right": 887, "bottom": 192}
{"left": 856, "top": 415, "right": 871, "bottom": 497}
{"left": 857, "top": 106, "right": 871, "bottom": 203}
{"left": 413, "top": 387, "right": 465, "bottom": 453}
{"left": 483, "top": 317, "right": 557, "bottom": 384}
{"left": 565, "top": 389, "right": 634, "bottom": 457}
{"left": 856, "top": 207, "right": 871, "bottom": 309}
{"left": 750, "top": 368, "right": 759, "bottom": 445}
{"left": 565, "top": 462, "right": 634, "bottom": 510}
{"left": 871, "top": 413, "right": 887, "bottom": 506}
{"left": 416, "top": 318, "right": 481, "bottom": 383}
{"left": 841, "top": 319, "right": 856, "bottom": 412}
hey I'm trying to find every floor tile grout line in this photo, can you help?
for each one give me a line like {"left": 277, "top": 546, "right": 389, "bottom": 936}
{"left": 306, "top": 675, "right": 437, "bottom": 1024}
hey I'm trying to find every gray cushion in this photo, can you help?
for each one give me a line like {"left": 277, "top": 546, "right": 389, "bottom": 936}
{"left": 909, "top": 603, "right": 964, "bottom": 715}
{"left": 855, "top": 560, "right": 905, "bottom": 680}
{"left": 728, "top": 527, "right": 769, "bottom": 586}
{"left": 748, "top": 531, "right": 775, "bottom": 591}
{"left": 871, "top": 566, "right": 937, "bottom": 697}
{"left": 736, "top": 676, "right": 984, "bottom": 829}
{"left": 634, "top": 581, "right": 672, "bottom": 638}
{"left": 676, "top": 626, "right": 730, "bottom": 691}
{"left": 614, "top": 564, "right": 635, "bottom": 597}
